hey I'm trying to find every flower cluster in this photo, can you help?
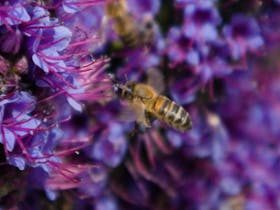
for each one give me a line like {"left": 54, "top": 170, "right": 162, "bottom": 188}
{"left": 0, "top": 0, "right": 112, "bottom": 208}
{"left": 1, "top": 0, "right": 280, "bottom": 210}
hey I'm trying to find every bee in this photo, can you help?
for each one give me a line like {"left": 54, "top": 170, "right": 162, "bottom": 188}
{"left": 115, "top": 78, "right": 192, "bottom": 132}
{"left": 105, "top": 0, "right": 155, "bottom": 48}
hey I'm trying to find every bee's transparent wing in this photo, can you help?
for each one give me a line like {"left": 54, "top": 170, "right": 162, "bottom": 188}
{"left": 146, "top": 68, "right": 165, "bottom": 94}
{"left": 118, "top": 102, "right": 144, "bottom": 121}
{"left": 118, "top": 101, "right": 151, "bottom": 127}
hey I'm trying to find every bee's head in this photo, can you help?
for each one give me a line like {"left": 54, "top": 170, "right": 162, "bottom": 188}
{"left": 124, "top": 81, "right": 135, "bottom": 91}
{"left": 121, "top": 81, "right": 135, "bottom": 101}
{"left": 113, "top": 81, "right": 135, "bottom": 102}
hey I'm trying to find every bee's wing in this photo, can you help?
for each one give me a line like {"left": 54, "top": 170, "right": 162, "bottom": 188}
{"left": 146, "top": 68, "right": 165, "bottom": 94}
{"left": 118, "top": 101, "right": 146, "bottom": 123}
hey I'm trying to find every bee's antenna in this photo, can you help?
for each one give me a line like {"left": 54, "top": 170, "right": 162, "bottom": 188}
{"left": 107, "top": 73, "right": 128, "bottom": 93}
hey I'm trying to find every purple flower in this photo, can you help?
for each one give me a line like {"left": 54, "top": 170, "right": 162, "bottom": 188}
{"left": 58, "top": 1, "right": 106, "bottom": 52}
{"left": 0, "top": 1, "right": 30, "bottom": 54}
{"left": 0, "top": 1, "right": 113, "bottom": 206}
{"left": 166, "top": 26, "right": 194, "bottom": 65}
{"left": 61, "top": 0, "right": 105, "bottom": 14}
{"left": 0, "top": 91, "right": 40, "bottom": 167}
{"left": 24, "top": 6, "right": 72, "bottom": 72}
{"left": 223, "top": 14, "right": 264, "bottom": 60}
{"left": 95, "top": 195, "right": 118, "bottom": 210}
{"left": 126, "top": 0, "right": 160, "bottom": 17}
{"left": 91, "top": 122, "right": 128, "bottom": 167}
{"left": 165, "top": 3, "right": 234, "bottom": 99}
{"left": 0, "top": 28, "right": 23, "bottom": 54}
{"left": 182, "top": 1, "right": 221, "bottom": 42}
{"left": 0, "top": 1, "right": 30, "bottom": 26}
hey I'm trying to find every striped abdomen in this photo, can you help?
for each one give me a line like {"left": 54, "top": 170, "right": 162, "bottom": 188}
{"left": 150, "top": 95, "right": 192, "bottom": 132}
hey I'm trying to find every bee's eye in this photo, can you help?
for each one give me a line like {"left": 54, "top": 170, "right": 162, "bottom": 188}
{"left": 123, "top": 90, "right": 133, "bottom": 100}
{"left": 126, "top": 82, "right": 135, "bottom": 91}
{"left": 126, "top": 84, "right": 133, "bottom": 90}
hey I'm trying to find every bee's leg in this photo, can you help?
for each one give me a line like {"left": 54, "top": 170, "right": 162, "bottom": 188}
{"left": 128, "top": 124, "right": 138, "bottom": 137}
{"left": 130, "top": 112, "right": 152, "bottom": 135}
{"left": 129, "top": 122, "right": 146, "bottom": 137}
{"left": 139, "top": 111, "right": 151, "bottom": 128}
{"left": 136, "top": 122, "right": 147, "bottom": 133}
{"left": 144, "top": 111, "right": 156, "bottom": 126}
{"left": 137, "top": 112, "right": 156, "bottom": 133}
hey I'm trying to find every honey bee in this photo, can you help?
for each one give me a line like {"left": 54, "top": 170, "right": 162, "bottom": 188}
{"left": 105, "top": 0, "right": 155, "bottom": 48}
{"left": 115, "top": 80, "right": 192, "bottom": 132}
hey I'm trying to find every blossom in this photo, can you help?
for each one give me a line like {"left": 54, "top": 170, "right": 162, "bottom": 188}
{"left": 91, "top": 121, "right": 128, "bottom": 167}
{"left": 223, "top": 14, "right": 264, "bottom": 60}
{"left": 126, "top": 0, "right": 160, "bottom": 17}
{"left": 182, "top": 0, "right": 221, "bottom": 42}
{"left": 0, "top": 91, "right": 40, "bottom": 159}
{"left": 165, "top": 1, "right": 236, "bottom": 102}
{"left": 0, "top": 1, "right": 112, "bottom": 208}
